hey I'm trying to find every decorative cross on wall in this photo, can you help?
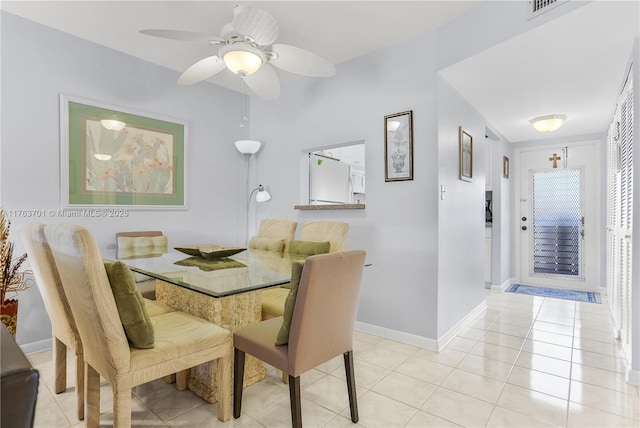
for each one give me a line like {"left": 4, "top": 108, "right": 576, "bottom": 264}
{"left": 549, "top": 153, "right": 561, "bottom": 168}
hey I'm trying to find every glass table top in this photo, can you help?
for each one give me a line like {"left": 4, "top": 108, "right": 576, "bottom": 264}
{"left": 101, "top": 247, "right": 292, "bottom": 298}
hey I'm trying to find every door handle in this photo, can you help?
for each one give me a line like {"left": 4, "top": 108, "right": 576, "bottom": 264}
{"left": 522, "top": 226, "right": 527, "bottom": 231}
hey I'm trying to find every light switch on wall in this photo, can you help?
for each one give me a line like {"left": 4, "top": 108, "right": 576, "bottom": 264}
{"left": 440, "top": 185, "right": 446, "bottom": 200}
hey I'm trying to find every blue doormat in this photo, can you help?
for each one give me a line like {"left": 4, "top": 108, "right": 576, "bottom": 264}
{"left": 506, "top": 284, "right": 601, "bottom": 304}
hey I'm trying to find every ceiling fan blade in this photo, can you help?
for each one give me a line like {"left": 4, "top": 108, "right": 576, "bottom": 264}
{"left": 243, "top": 64, "right": 280, "bottom": 100}
{"left": 140, "top": 29, "right": 224, "bottom": 44}
{"left": 270, "top": 44, "right": 336, "bottom": 77}
{"left": 177, "top": 56, "right": 226, "bottom": 86}
{"left": 232, "top": 7, "right": 279, "bottom": 46}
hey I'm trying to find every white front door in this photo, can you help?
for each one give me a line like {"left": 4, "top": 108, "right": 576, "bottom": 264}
{"left": 517, "top": 142, "right": 600, "bottom": 290}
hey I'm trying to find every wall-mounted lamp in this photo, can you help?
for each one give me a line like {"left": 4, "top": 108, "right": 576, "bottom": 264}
{"left": 529, "top": 114, "right": 566, "bottom": 133}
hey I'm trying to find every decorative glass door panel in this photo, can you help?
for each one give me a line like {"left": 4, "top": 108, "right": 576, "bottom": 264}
{"left": 531, "top": 169, "right": 582, "bottom": 278}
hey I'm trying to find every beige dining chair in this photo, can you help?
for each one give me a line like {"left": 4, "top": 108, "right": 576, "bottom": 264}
{"left": 19, "top": 223, "right": 85, "bottom": 421}
{"left": 20, "top": 224, "right": 178, "bottom": 422}
{"left": 115, "top": 230, "right": 167, "bottom": 300}
{"left": 261, "top": 220, "right": 349, "bottom": 320}
{"left": 44, "top": 224, "right": 232, "bottom": 427}
{"left": 233, "top": 250, "right": 367, "bottom": 428}
{"left": 249, "top": 219, "right": 297, "bottom": 253}
{"left": 298, "top": 220, "right": 349, "bottom": 253}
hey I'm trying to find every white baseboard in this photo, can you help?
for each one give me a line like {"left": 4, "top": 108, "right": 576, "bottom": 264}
{"left": 355, "top": 322, "right": 439, "bottom": 351}
{"left": 626, "top": 368, "right": 640, "bottom": 386}
{"left": 492, "top": 277, "right": 515, "bottom": 292}
{"left": 21, "top": 338, "right": 52, "bottom": 355}
{"left": 435, "top": 300, "right": 487, "bottom": 351}
{"left": 355, "top": 299, "right": 488, "bottom": 352}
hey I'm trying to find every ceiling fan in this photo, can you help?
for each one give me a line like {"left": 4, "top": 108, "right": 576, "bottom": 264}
{"left": 140, "top": 5, "right": 336, "bottom": 100}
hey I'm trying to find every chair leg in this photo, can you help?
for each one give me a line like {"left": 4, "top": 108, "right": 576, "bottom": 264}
{"left": 53, "top": 337, "right": 67, "bottom": 394}
{"left": 113, "top": 386, "right": 132, "bottom": 428}
{"left": 85, "top": 364, "right": 100, "bottom": 428}
{"left": 344, "top": 351, "right": 359, "bottom": 423}
{"left": 216, "top": 350, "right": 232, "bottom": 422}
{"left": 233, "top": 348, "right": 245, "bottom": 419}
{"left": 75, "top": 350, "right": 85, "bottom": 420}
{"left": 176, "top": 369, "right": 188, "bottom": 391}
{"left": 288, "top": 375, "right": 302, "bottom": 428}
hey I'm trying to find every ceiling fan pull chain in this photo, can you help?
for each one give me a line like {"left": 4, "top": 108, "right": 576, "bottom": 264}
{"left": 239, "top": 77, "right": 249, "bottom": 127}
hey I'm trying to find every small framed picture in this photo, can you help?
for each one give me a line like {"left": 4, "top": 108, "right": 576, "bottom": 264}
{"left": 459, "top": 127, "right": 473, "bottom": 182}
{"left": 384, "top": 110, "right": 413, "bottom": 182}
{"left": 503, "top": 156, "right": 510, "bottom": 178}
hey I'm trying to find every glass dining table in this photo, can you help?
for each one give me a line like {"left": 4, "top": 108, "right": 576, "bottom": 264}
{"left": 102, "top": 246, "right": 293, "bottom": 404}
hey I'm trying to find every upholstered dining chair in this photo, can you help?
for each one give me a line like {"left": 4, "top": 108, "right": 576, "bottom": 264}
{"left": 261, "top": 220, "right": 349, "bottom": 321}
{"left": 20, "top": 224, "right": 178, "bottom": 422}
{"left": 298, "top": 220, "right": 349, "bottom": 253}
{"left": 115, "top": 230, "right": 167, "bottom": 299}
{"left": 19, "top": 223, "right": 85, "bottom": 421}
{"left": 233, "top": 250, "right": 367, "bottom": 428}
{"left": 248, "top": 219, "right": 297, "bottom": 253}
{"left": 44, "top": 224, "right": 232, "bottom": 427}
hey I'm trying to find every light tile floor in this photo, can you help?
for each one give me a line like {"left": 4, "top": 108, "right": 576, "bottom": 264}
{"left": 27, "top": 290, "right": 640, "bottom": 427}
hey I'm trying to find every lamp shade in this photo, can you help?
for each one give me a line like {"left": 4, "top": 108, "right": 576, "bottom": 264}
{"left": 256, "top": 185, "right": 271, "bottom": 202}
{"left": 235, "top": 140, "right": 261, "bottom": 155}
{"left": 220, "top": 45, "right": 264, "bottom": 76}
{"left": 530, "top": 114, "right": 566, "bottom": 133}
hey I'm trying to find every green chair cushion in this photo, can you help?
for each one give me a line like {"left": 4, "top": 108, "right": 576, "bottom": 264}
{"left": 289, "top": 240, "right": 330, "bottom": 257}
{"left": 280, "top": 240, "right": 330, "bottom": 289}
{"left": 248, "top": 236, "right": 285, "bottom": 252}
{"left": 275, "top": 260, "right": 305, "bottom": 345}
{"left": 103, "top": 261, "right": 155, "bottom": 348}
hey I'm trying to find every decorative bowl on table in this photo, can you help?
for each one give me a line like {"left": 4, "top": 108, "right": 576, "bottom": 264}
{"left": 198, "top": 246, "right": 246, "bottom": 259}
{"left": 174, "top": 246, "right": 202, "bottom": 256}
{"left": 175, "top": 245, "right": 246, "bottom": 259}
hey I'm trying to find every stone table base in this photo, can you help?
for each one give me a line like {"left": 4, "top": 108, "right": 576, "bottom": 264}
{"left": 156, "top": 280, "right": 266, "bottom": 403}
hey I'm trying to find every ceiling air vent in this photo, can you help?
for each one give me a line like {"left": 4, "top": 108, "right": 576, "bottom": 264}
{"left": 527, "top": 0, "right": 567, "bottom": 20}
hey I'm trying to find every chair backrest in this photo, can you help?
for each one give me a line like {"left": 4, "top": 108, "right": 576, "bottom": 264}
{"left": 255, "top": 219, "right": 297, "bottom": 253}
{"left": 45, "top": 224, "right": 131, "bottom": 376}
{"left": 287, "top": 250, "right": 366, "bottom": 376}
{"left": 298, "top": 221, "right": 349, "bottom": 252}
{"left": 19, "top": 223, "right": 80, "bottom": 347}
{"left": 115, "top": 231, "right": 163, "bottom": 239}
{"left": 116, "top": 231, "right": 167, "bottom": 259}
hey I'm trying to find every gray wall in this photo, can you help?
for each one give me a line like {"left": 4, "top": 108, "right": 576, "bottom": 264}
{"left": 1, "top": 12, "right": 249, "bottom": 347}
{"left": 436, "top": 77, "right": 488, "bottom": 337}
{"left": 250, "top": 32, "right": 442, "bottom": 342}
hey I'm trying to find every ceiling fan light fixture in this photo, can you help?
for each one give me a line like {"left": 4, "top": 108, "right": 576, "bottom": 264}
{"left": 220, "top": 44, "right": 264, "bottom": 76}
{"left": 529, "top": 114, "right": 567, "bottom": 133}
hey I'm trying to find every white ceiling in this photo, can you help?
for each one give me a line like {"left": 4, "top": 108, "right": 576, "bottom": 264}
{"left": 2, "top": 1, "right": 638, "bottom": 143}
{"left": 440, "top": 1, "right": 639, "bottom": 143}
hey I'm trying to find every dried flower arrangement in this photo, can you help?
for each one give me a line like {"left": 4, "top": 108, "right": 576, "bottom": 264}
{"left": 0, "top": 208, "right": 30, "bottom": 336}
{"left": 0, "top": 208, "right": 29, "bottom": 301}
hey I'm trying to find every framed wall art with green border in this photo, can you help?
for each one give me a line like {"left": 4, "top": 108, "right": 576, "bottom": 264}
{"left": 60, "top": 95, "right": 187, "bottom": 209}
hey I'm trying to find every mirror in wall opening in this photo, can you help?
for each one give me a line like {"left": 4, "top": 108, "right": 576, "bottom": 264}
{"left": 308, "top": 143, "right": 365, "bottom": 205}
